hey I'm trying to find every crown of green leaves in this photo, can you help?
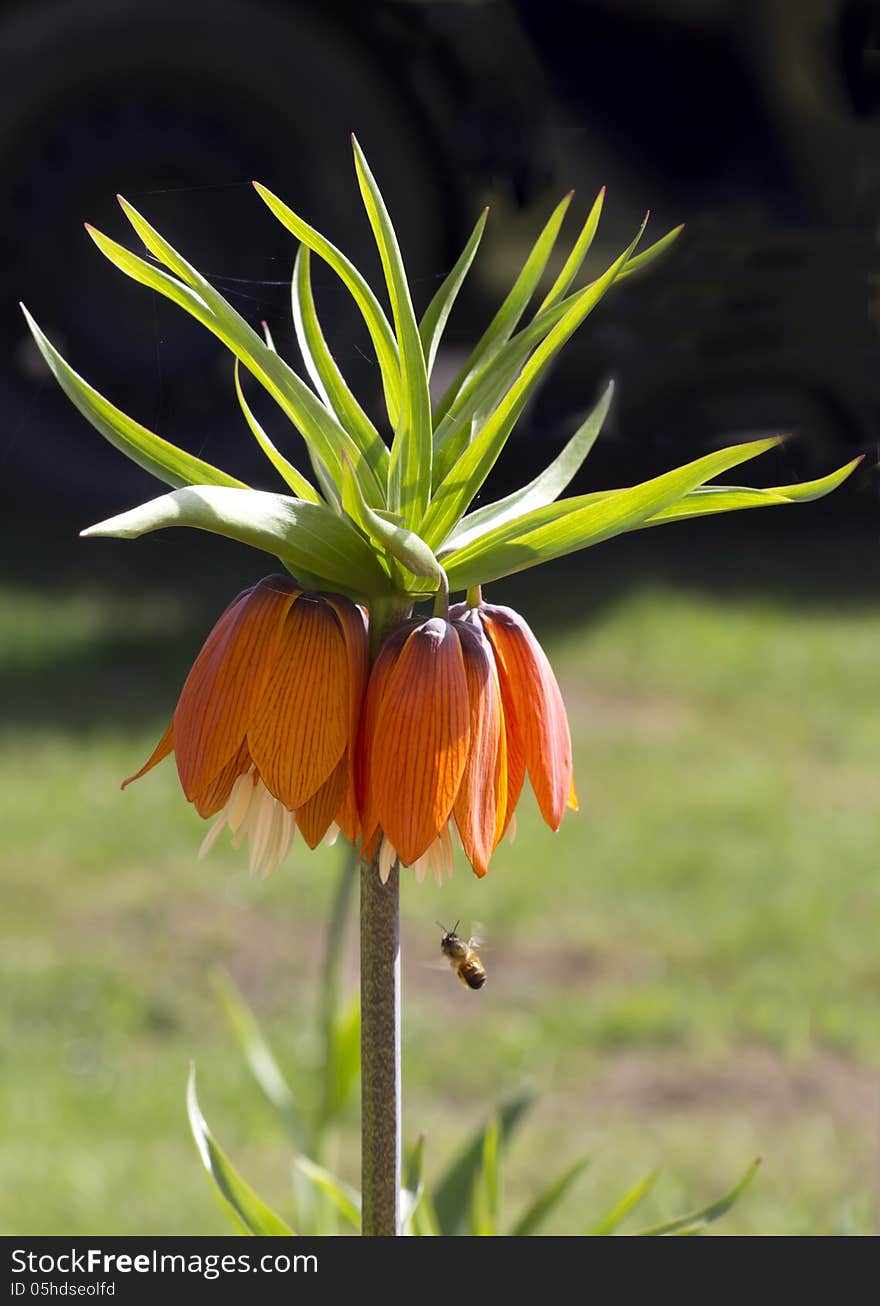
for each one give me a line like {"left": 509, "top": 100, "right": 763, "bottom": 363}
{"left": 22, "top": 137, "right": 859, "bottom": 605}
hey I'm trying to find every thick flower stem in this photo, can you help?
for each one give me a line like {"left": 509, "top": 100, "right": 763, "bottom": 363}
{"left": 360, "top": 850, "right": 401, "bottom": 1236}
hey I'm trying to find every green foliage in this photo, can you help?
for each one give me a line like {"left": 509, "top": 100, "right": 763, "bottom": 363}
{"left": 186, "top": 1065, "right": 294, "bottom": 1236}
{"left": 23, "top": 139, "right": 854, "bottom": 602}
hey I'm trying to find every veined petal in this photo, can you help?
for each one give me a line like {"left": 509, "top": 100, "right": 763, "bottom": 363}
{"left": 480, "top": 603, "right": 573, "bottom": 830}
{"left": 370, "top": 618, "right": 470, "bottom": 865}
{"left": 248, "top": 596, "right": 349, "bottom": 808}
{"left": 356, "top": 624, "right": 414, "bottom": 851}
{"left": 453, "top": 622, "right": 506, "bottom": 877}
{"left": 322, "top": 594, "right": 369, "bottom": 802}
{"left": 335, "top": 777, "right": 361, "bottom": 844}
{"left": 122, "top": 720, "right": 173, "bottom": 789}
{"left": 174, "top": 576, "right": 299, "bottom": 801}
{"left": 296, "top": 755, "right": 349, "bottom": 849}
{"left": 191, "top": 739, "right": 253, "bottom": 819}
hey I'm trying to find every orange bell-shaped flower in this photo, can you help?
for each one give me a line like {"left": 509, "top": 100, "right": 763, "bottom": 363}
{"left": 455, "top": 600, "right": 578, "bottom": 832}
{"left": 357, "top": 612, "right": 516, "bottom": 881}
{"left": 123, "top": 575, "right": 368, "bottom": 875}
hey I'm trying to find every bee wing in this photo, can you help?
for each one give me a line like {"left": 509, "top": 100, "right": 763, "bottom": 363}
{"left": 420, "top": 960, "right": 453, "bottom": 972}
{"left": 468, "top": 921, "right": 488, "bottom": 950}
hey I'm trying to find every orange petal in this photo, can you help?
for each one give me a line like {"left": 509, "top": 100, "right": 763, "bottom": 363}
{"left": 248, "top": 596, "right": 349, "bottom": 808}
{"left": 296, "top": 755, "right": 350, "bottom": 849}
{"left": 453, "top": 622, "right": 505, "bottom": 877}
{"left": 370, "top": 618, "right": 470, "bottom": 865}
{"left": 174, "top": 576, "right": 298, "bottom": 802}
{"left": 192, "top": 739, "right": 253, "bottom": 819}
{"left": 481, "top": 604, "right": 573, "bottom": 831}
{"left": 121, "top": 720, "right": 174, "bottom": 789}
{"left": 322, "top": 593, "right": 369, "bottom": 804}
{"left": 355, "top": 624, "right": 413, "bottom": 851}
{"left": 335, "top": 776, "right": 361, "bottom": 844}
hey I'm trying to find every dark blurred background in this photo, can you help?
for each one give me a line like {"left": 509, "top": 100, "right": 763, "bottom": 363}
{"left": 2, "top": 0, "right": 879, "bottom": 520}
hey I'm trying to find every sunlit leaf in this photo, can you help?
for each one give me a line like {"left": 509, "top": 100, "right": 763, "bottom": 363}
{"left": 341, "top": 455, "right": 443, "bottom": 596}
{"left": 253, "top": 179, "right": 401, "bottom": 427}
{"left": 90, "top": 205, "right": 385, "bottom": 508}
{"left": 233, "top": 361, "right": 318, "bottom": 502}
{"left": 441, "top": 436, "right": 782, "bottom": 590}
{"left": 445, "top": 381, "right": 614, "bottom": 551}
{"left": 535, "top": 187, "right": 605, "bottom": 313}
{"left": 419, "top": 208, "right": 489, "bottom": 377}
{"left": 291, "top": 246, "right": 389, "bottom": 485}
{"left": 81, "top": 484, "right": 392, "bottom": 600}
{"left": 187, "top": 1064, "right": 294, "bottom": 1236}
{"left": 21, "top": 306, "right": 246, "bottom": 492}
{"left": 422, "top": 219, "right": 647, "bottom": 549}
{"left": 352, "top": 137, "right": 433, "bottom": 527}
{"left": 617, "top": 223, "right": 685, "bottom": 280}
{"left": 433, "top": 192, "right": 574, "bottom": 422}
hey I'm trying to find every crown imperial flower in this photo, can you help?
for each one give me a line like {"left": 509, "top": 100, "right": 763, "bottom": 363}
{"left": 124, "top": 576, "right": 367, "bottom": 875}
{"left": 22, "top": 136, "right": 859, "bottom": 886}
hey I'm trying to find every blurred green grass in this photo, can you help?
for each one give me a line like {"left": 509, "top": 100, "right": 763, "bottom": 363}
{"left": 1, "top": 514, "right": 878, "bottom": 1236}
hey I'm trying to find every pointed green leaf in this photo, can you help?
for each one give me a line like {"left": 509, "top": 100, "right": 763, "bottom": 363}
{"left": 441, "top": 436, "right": 782, "bottom": 590}
{"left": 253, "top": 179, "right": 401, "bottom": 427}
{"left": 433, "top": 192, "right": 574, "bottom": 423}
{"left": 187, "top": 1065, "right": 294, "bottom": 1236}
{"left": 634, "top": 1160, "right": 760, "bottom": 1236}
{"left": 233, "top": 361, "right": 319, "bottom": 502}
{"left": 446, "top": 381, "right": 614, "bottom": 551}
{"left": 422, "top": 220, "right": 648, "bottom": 548}
{"left": 21, "top": 306, "right": 246, "bottom": 492}
{"left": 293, "top": 1156, "right": 361, "bottom": 1231}
{"left": 433, "top": 1093, "right": 532, "bottom": 1236}
{"left": 535, "top": 187, "right": 605, "bottom": 313}
{"left": 341, "top": 456, "right": 443, "bottom": 595}
{"left": 634, "top": 455, "right": 864, "bottom": 529}
{"left": 419, "top": 208, "right": 489, "bottom": 377}
{"left": 617, "top": 223, "right": 685, "bottom": 281}
{"left": 211, "top": 969, "right": 303, "bottom": 1147}
{"left": 352, "top": 137, "right": 433, "bottom": 526}
{"left": 81, "top": 485, "right": 392, "bottom": 600}
{"left": 91, "top": 208, "right": 384, "bottom": 508}
{"left": 510, "top": 1157, "right": 591, "bottom": 1237}
{"left": 291, "top": 246, "right": 389, "bottom": 485}
{"left": 585, "top": 1170, "right": 657, "bottom": 1236}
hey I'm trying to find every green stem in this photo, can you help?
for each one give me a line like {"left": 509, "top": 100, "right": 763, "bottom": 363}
{"left": 360, "top": 849, "right": 400, "bottom": 1236}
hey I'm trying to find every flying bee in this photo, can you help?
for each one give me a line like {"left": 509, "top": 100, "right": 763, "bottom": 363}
{"left": 437, "top": 920, "right": 486, "bottom": 990}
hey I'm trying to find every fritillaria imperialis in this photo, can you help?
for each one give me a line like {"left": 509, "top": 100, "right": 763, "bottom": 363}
{"left": 22, "top": 138, "right": 859, "bottom": 884}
